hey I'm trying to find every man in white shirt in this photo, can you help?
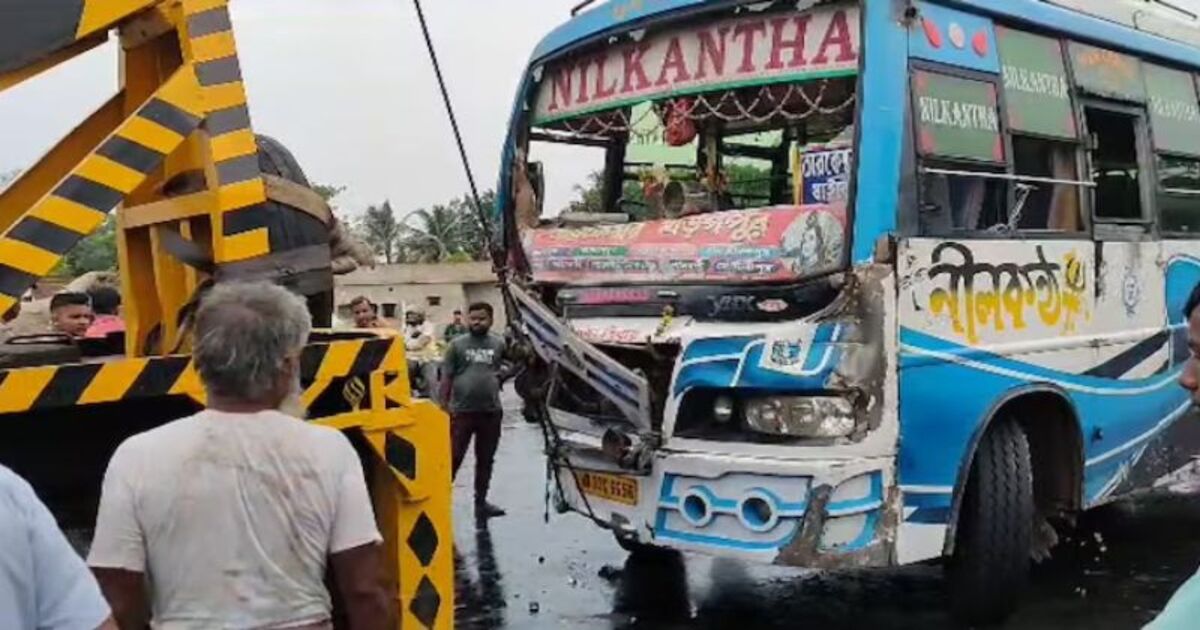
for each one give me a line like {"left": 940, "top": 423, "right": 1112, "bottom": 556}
{"left": 88, "top": 281, "right": 390, "bottom": 630}
{"left": 0, "top": 465, "right": 115, "bottom": 630}
{"left": 404, "top": 308, "right": 435, "bottom": 357}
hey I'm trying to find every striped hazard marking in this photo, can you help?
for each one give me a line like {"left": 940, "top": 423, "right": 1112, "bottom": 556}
{"left": 0, "top": 337, "right": 398, "bottom": 415}
{"left": 0, "top": 65, "right": 204, "bottom": 318}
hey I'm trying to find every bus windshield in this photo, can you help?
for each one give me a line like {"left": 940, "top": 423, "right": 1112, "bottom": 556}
{"left": 511, "top": 2, "right": 860, "bottom": 286}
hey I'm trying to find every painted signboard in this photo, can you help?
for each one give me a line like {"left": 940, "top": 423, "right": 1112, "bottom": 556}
{"left": 908, "top": 0, "right": 999, "bottom": 73}
{"left": 799, "top": 144, "right": 852, "bottom": 205}
{"left": 996, "top": 27, "right": 1077, "bottom": 140}
{"left": 532, "top": 3, "right": 860, "bottom": 123}
{"left": 913, "top": 70, "right": 1003, "bottom": 163}
{"left": 1143, "top": 63, "right": 1200, "bottom": 157}
{"left": 1068, "top": 41, "right": 1145, "bottom": 102}
{"left": 525, "top": 205, "right": 846, "bottom": 284}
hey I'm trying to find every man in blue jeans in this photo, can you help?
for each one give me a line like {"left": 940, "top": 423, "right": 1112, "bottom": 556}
{"left": 0, "top": 464, "right": 115, "bottom": 630}
{"left": 1153, "top": 282, "right": 1200, "bottom": 628}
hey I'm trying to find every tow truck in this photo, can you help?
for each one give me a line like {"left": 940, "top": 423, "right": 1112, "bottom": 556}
{"left": 0, "top": 1, "right": 452, "bottom": 627}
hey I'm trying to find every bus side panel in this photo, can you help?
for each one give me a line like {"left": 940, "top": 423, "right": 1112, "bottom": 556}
{"left": 896, "top": 237, "right": 1195, "bottom": 561}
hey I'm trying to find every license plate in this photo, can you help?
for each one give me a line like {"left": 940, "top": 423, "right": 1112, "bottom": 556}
{"left": 577, "top": 471, "right": 639, "bottom": 506}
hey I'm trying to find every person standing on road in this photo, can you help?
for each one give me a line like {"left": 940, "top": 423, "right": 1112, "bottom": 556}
{"left": 443, "top": 309, "right": 468, "bottom": 342}
{"left": 441, "top": 302, "right": 512, "bottom": 520}
{"left": 88, "top": 282, "right": 390, "bottom": 630}
{"left": 0, "top": 464, "right": 116, "bottom": 630}
{"left": 1154, "top": 283, "right": 1200, "bottom": 628}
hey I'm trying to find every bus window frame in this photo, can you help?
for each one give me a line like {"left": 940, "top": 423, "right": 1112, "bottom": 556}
{"left": 1077, "top": 98, "right": 1158, "bottom": 239}
{"left": 1145, "top": 84, "right": 1200, "bottom": 239}
{"left": 907, "top": 60, "right": 1027, "bottom": 239}
{"left": 1155, "top": 149, "right": 1200, "bottom": 238}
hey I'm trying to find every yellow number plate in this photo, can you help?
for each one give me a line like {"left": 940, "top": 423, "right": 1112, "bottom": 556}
{"left": 578, "top": 471, "right": 639, "bottom": 506}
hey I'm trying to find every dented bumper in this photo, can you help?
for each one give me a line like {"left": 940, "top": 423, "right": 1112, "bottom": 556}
{"left": 551, "top": 433, "right": 900, "bottom": 569}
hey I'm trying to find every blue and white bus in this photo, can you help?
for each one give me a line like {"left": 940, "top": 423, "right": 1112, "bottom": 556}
{"left": 496, "top": 0, "right": 1200, "bottom": 621}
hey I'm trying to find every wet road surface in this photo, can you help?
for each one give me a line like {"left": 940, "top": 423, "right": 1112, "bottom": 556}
{"left": 452, "top": 410, "right": 1200, "bottom": 629}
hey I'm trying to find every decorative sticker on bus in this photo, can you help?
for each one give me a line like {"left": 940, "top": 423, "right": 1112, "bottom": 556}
{"left": 996, "top": 27, "right": 1076, "bottom": 140}
{"left": 922, "top": 241, "right": 1090, "bottom": 345}
{"left": 532, "top": 3, "right": 860, "bottom": 124}
{"left": 1068, "top": 41, "right": 1145, "bottom": 103}
{"left": 908, "top": 1, "right": 999, "bottom": 74}
{"left": 1143, "top": 63, "right": 1200, "bottom": 157}
{"left": 525, "top": 205, "right": 846, "bottom": 284}
{"left": 798, "top": 144, "right": 852, "bottom": 206}
{"left": 913, "top": 70, "right": 1003, "bottom": 163}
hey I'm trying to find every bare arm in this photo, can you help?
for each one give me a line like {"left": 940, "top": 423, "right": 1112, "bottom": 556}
{"left": 97, "top": 616, "right": 119, "bottom": 630}
{"left": 330, "top": 543, "right": 391, "bottom": 630}
{"left": 92, "top": 568, "right": 147, "bottom": 630}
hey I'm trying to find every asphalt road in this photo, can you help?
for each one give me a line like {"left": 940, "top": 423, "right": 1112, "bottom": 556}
{"left": 452, "top": 409, "right": 1200, "bottom": 629}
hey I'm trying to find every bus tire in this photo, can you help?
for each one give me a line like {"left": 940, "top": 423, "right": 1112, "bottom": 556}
{"left": 948, "top": 419, "right": 1033, "bottom": 625}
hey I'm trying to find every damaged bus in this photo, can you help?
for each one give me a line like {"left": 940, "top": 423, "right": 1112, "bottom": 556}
{"left": 496, "top": 0, "right": 1200, "bottom": 622}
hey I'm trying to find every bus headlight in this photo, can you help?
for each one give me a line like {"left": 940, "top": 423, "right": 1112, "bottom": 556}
{"left": 743, "top": 396, "right": 856, "bottom": 438}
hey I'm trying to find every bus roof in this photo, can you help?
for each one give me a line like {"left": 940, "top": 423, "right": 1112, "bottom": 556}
{"left": 530, "top": 0, "right": 720, "bottom": 62}
{"left": 530, "top": 0, "right": 1200, "bottom": 71}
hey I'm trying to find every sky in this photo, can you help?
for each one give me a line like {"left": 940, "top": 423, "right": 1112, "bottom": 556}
{"left": 11, "top": 0, "right": 1200, "bottom": 220}
{"left": 0, "top": 0, "right": 597, "bottom": 218}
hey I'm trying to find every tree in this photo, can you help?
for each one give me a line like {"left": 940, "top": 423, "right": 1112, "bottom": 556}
{"left": 401, "top": 203, "right": 460, "bottom": 263}
{"left": 55, "top": 215, "right": 117, "bottom": 276}
{"left": 447, "top": 191, "right": 494, "bottom": 261}
{"left": 358, "top": 201, "right": 402, "bottom": 264}
{"left": 565, "top": 171, "right": 606, "bottom": 215}
{"left": 399, "top": 191, "right": 494, "bottom": 263}
{"left": 312, "top": 183, "right": 346, "bottom": 208}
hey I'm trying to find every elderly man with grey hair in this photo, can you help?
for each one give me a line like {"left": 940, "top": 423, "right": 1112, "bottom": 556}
{"left": 87, "top": 282, "right": 389, "bottom": 630}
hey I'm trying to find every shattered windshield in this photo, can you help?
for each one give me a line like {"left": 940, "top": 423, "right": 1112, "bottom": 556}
{"left": 512, "top": 2, "right": 860, "bottom": 286}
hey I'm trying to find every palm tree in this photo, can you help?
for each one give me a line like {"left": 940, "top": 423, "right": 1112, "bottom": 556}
{"left": 397, "top": 193, "right": 495, "bottom": 263}
{"left": 401, "top": 204, "right": 467, "bottom": 262}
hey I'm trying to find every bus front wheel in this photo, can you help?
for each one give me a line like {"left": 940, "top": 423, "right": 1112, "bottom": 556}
{"left": 948, "top": 419, "right": 1034, "bottom": 625}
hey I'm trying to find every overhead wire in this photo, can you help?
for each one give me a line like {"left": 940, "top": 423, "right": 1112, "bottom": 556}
{"left": 409, "top": 0, "right": 609, "bottom": 530}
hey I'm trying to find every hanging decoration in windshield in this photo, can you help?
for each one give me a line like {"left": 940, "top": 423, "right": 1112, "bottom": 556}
{"left": 532, "top": 3, "right": 860, "bottom": 124}
{"left": 912, "top": 70, "right": 1003, "bottom": 163}
{"left": 525, "top": 204, "right": 846, "bottom": 284}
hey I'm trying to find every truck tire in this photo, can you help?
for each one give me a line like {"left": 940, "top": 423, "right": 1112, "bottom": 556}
{"left": 254, "top": 135, "right": 334, "bottom": 328}
{"left": 948, "top": 419, "right": 1033, "bottom": 625}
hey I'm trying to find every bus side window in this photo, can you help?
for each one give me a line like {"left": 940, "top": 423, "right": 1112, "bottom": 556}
{"left": 1011, "top": 136, "right": 1083, "bottom": 231}
{"left": 918, "top": 167, "right": 1007, "bottom": 233}
{"left": 1085, "top": 107, "right": 1146, "bottom": 222}
{"left": 1158, "top": 155, "right": 1200, "bottom": 233}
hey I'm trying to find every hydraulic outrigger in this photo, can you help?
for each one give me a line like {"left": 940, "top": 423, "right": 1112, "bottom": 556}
{"left": 0, "top": 1, "right": 452, "bottom": 627}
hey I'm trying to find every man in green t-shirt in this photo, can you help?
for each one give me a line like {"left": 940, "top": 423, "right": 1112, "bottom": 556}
{"left": 440, "top": 302, "right": 512, "bottom": 520}
{"left": 442, "top": 309, "right": 468, "bottom": 342}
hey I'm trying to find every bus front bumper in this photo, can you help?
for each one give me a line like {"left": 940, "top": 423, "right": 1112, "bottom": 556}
{"left": 552, "top": 441, "right": 901, "bottom": 569}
